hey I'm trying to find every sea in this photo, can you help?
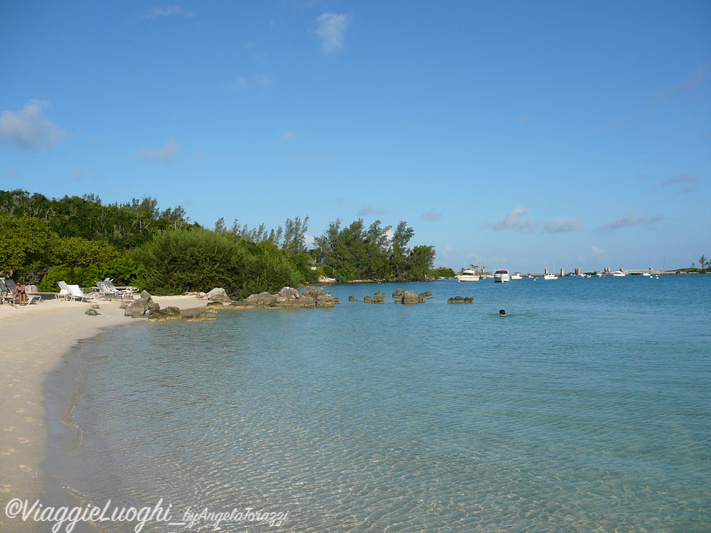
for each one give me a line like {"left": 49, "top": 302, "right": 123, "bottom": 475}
{"left": 41, "top": 275, "right": 711, "bottom": 532}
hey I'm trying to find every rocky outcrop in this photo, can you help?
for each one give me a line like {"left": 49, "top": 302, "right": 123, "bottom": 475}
{"left": 447, "top": 296, "right": 474, "bottom": 304}
{"left": 180, "top": 308, "right": 217, "bottom": 321}
{"left": 395, "top": 290, "right": 426, "bottom": 304}
{"left": 205, "top": 288, "right": 231, "bottom": 303}
{"left": 231, "top": 287, "right": 338, "bottom": 309}
{"left": 85, "top": 308, "right": 100, "bottom": 316}
{"left": 148, "top": 306, "right": 182, "bottom": 321}
{"left": 124, "top": 291, "right": 160, "bottom": 318}
{"left": 419, "top": 290, "right": 433, "bottom": 299}
{"left": 348, "top": 295, "right": 357, "bottom": 302}
{"left": 392, "top": 288, "right": 404, "bottom": 298}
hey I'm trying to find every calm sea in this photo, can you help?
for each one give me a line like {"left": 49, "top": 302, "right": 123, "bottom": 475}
{"left": 43, "top": 276, "right": 711, "bottom": 532}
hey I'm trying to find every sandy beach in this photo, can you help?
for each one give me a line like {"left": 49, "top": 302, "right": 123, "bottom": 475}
{"left": 0, "top": 294, "right": 208, "bottom": 531}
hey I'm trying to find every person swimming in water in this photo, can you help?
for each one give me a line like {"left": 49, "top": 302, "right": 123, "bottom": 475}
{"left": 499, "top": 309, "right": 506, "bottom": 316}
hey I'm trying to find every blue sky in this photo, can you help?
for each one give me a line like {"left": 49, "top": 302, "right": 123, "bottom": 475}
{"left": 1, "top": 1, "right": 709, "bottom": 272}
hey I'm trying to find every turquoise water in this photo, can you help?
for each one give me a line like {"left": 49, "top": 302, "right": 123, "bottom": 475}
{"left": 44, "top": 276, "right": 711, "bottom": 532}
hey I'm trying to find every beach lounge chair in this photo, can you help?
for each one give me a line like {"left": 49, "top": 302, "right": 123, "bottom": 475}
{"left": 0, "top": 279, "right": 13, "bottom": 304}
{"left": 57, "top": 281, "right": 73, "bottom": 300}
{"left": 0, "top": 279, "right": 40, "bottom": 305}
{"left": 104, "top": 278, "right": 134, "bottom": 299}
{"left": 67, "top": 284, "right": 95, "bottom": 302}
{"left": 96, "top": 280, "right": 117, "bottom": 299}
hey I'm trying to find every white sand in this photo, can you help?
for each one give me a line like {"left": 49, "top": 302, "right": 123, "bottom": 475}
{"left": 0, "top": 295, "right": 207, "bottom": 528}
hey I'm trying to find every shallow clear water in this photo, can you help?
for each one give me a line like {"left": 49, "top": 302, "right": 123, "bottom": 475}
{"left": 44, "top": 276, "right": 711, "bottom": 532}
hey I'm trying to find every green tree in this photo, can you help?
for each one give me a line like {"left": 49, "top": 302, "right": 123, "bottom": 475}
{"left": 54, "top": 237, "right": 120, "bottom": 284}
{"left": 0, "top": 214, "right": 57, "bottom": 276}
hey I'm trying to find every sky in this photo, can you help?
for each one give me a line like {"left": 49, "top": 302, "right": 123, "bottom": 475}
{"left": 1, "top": 1, "right": 709, "bottom": 273}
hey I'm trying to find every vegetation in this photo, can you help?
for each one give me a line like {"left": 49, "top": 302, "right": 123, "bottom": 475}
{"left": 1, "top": 189, "right": 447, "bottom": 296}
{"left": 314, "top": 219, "right": 438, "bottom": 282}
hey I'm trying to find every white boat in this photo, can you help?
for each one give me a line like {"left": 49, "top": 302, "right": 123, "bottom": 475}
{"left": 543, "top": 273, "right": 558, "bottom": 280}
{"left": 456, "top": 269, "right": 480, "bottom": 282}
{"left": 642, "top": 272, "right": 651, "bottom": 277}
{"left": 613, "top": 270, "right": 626, "bottom": 277}
{"left": 510, "top": 272, "right": 522, "bottom": 280}
{"left": 494, "top": 269, "right": 511, "bottom": 283}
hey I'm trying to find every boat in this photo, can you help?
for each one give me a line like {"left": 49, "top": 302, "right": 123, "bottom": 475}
{"left": 456, "top": 269, "right": 480, "bottom": 282}
{"left": 543, "top": 273, "right": 558, "bottom": 280}
{"left": 494, "top": 269, "right": 511, "bottom": 283}
{"left": 510, "top": 272, "right": 522, "bottom": 280}
{"left": 613, "top": 270, "right": 626, "bottom": 277}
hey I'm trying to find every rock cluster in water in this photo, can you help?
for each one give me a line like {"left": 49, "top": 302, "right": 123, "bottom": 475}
{"left": 447, "top": 296, "right": 474, "bottom": 304}
{"left": 231, "top": 286, "right": 339, "bottom": 309}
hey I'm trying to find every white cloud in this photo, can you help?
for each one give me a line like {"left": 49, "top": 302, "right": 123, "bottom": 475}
{"left": 0, "top": 100, "right": 66, "bottom": 150}
{"left": 358, "top": 204, "right": 388, "bottom": 216}
{"left": 139, "top": 139, "right": 180, "bottom": 162}
{"left": 142, "top": 5, "right": 195, "bottom": 19}
{"left": 420, "top": 209, "right": 442, "bottom": 222}
{"left": 482, "top": 206, "right": 537, "bottom": 233}
{"left": 656, "top": 62, "right": 711, "bottom": 100}
{"left": 592, "top": 246, "right": 607, "bottom": 255}
{"left": 663, "top": 173, "right": 698, "bottom": 186}
{"left": 596, "top": 212, "right": 664, "bottom": 233}
{"left": 317, "top": 13, "right": 349, "bottom": 54}
{"left": 544, "top": 218, "right": 583, "bottom": 233}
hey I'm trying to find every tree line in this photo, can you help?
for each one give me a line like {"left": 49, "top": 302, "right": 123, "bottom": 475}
{"left": 0, "top": 189, "right": 452, "bottom": 297}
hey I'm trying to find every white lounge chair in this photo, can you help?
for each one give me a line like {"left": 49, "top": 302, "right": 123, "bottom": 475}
{"left": 57, "top": 281, "right": 73, "bottom": 300}
{"left": 68, "top": 284, "right": 95, "bottom": 302}
{"left": 104, "top": 278, "right": 134, "bottom": 299}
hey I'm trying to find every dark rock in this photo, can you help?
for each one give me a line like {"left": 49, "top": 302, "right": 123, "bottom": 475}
{"left": 125, "top": 291, "right": 159, "bottom": 318}
{"left": 348, "top": 295, "right": 357, "bottom": 302}
{"left": 148, "top": 306, "right": 182, "bottom": 321}
{"left": 447, "top": 296, "right": 474, "bottom": 304}
{"left": 392, "top": 288, "right": 404, "bottom": 298}
{"left": 364, "top": 296, "right": 373, "bottom": 303}
{"left": 85, "top": 309, "right": 99, "bottom": 316}
{"left": 180, "top": 308, "right": 217, "bottom": 321}
{"left": 419, "top": 290, "right": 433, "bottom": 299}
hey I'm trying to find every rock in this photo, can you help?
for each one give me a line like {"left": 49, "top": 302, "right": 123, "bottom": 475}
{"left": 85, "top": 309, "right": 99, "bottom": 316}
{"left": 447, "top": 296, "right": 474, "bottom": 304}
{"left": 419, "top": 291, "right": 433, "bottom": 299}
{"left": 180, "top": 308, "right": 217, "bottom": 321}
{"left": 206, "top": 301, "right": 227, "bottom": 307}
{"left": 148, "top": 306, "right": 182, "bottom": 321}
{"left": 206, "top": 288, "right": 231, "bottom": 302}
{"left": 392, "top": 288, "right": 404, "bottom": 298}
{"left": 276, "top": 287, "right": 301, "bottom": 303}
{"left": 348, "top": 295, "right": 357, "bottom": 302}
{"left": 364, "top": 296, "right": 373, "bottom": 303}
{"left": 90, "top": 303, "right": 101, "bottom": 309}
{"left": 401, "top": 291, "right": 422, "bottom": 304}
{"left": 125, "top": 291, "right": 159, "bottom": 318}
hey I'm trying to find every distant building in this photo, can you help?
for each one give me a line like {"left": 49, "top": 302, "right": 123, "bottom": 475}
{"left": 575, "top": 267, "right": 581, "bottom": 276}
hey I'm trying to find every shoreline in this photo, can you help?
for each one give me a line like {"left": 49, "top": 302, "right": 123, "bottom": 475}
{"left": 0, "top": 295, "right": 208, "bottom": 531}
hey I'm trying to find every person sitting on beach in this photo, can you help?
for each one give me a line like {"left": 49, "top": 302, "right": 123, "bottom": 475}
{"left": 12, "top": 280, "right": 27, "bottom": 305}
{"left": 499, "top": 309, "right": 507, "bottom": 317}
